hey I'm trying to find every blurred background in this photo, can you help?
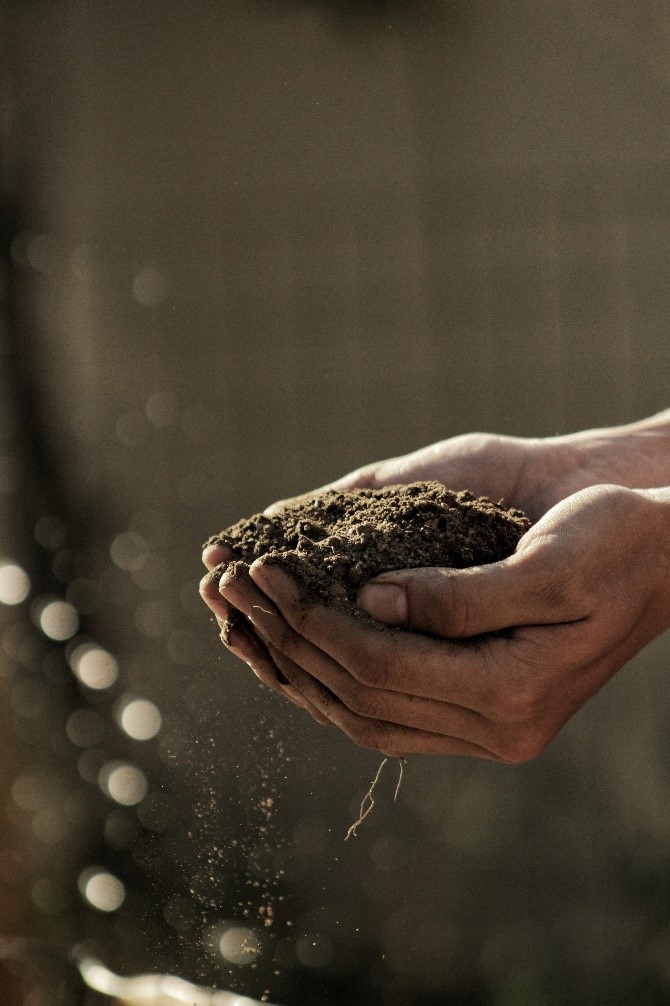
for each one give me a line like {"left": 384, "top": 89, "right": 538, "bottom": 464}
{"left": 1, "top": 1, "right": 670, "bottom": 1003}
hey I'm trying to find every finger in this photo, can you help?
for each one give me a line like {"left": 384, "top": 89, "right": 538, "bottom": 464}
{"left": 247, "top": 561, "right": 500, "bottom": 711}
{"left": 216, "top": 574, "right": 333, "bottom": 725}
{"left": 226, "top": 621, "right": 329, "bottom": 724}
{"left": 202, "top": 544, "right": 232, "bottom": 570}
{"left": 261, "top": 647, "right": 333, "bottom": 728}
{"left": 222, "top": 617, "right": 291, "bottom": 696}
{"left": 264, "top": 640, "right": 500, "bottom": 760}
{"left": 357, "top": 542, "right": 590, "bottom": 638}
{"left": 268, "top": 622, "right": 492, "bottom": 744}
{"left": 219, "top": 564, "right": 351, "bottom": 696}
{"left": 200, "top": 568, "right": 235, "bottom": 624}
{"left": 202, "top": 568, "right": 295, "bottom": 692}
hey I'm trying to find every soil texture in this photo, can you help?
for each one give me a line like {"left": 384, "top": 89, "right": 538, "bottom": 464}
{"left": 205, "top": 481, "right": 530, "bottom": 626}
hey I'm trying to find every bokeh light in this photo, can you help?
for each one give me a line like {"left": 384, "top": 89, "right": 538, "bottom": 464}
{"left": 296, "top": 933, "right": 334, "bottom": 969}
{"left": 99, "top": 761, "right": 148, "bottom": 806}
{"left": 119, "top": 697, "right": 162, "bottom": 741}
{"left": 26, "top": 233, "right": 57, "bottom": 274}
{"left": 32, "top": 808, "right": 68, "bottom": 844}
{"left": 33, "top": 514, "right": 67, "bottom": 550}
{"left": 78, "top": 867, "right": 126, "bottom": 912}
{"left": 145, "top": 391, "right": 177, "bottom": 427}
{"left": 0, "top": 562, "right": 30, "bottom": 605}
{"left": 69, "top": 642, "right": 119, "bottom": 690}
{"left": 38, "top": 599, "right": 79, "bottom": 640}
{"left": 218, "top": 926, "right": 263, "bottom": 967}
{"left": 133, "top": 267, "right": 167, "bottom": 307}
{"left": 110, "top": 530, "right": 148, "bottom": 571}
{"left": 104, "top": 810, "right": 139, "bottom": 850}
{"left": 66, "top": 709, "right": 106, "bottom": 748}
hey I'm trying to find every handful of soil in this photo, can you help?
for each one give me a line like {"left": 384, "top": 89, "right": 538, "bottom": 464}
{"left": 204, "top": 481, "right": 530, "bottom": 625}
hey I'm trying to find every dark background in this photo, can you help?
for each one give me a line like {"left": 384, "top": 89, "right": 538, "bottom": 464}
{"left": 2, "top": 2, "right": 670, "bottom": 1003}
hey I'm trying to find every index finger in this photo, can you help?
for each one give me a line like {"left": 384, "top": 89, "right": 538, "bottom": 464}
{"left": 248, "top": 560, "right": 504, "bottom": 712}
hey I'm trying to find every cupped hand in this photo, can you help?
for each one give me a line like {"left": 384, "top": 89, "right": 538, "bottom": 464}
{"left": 214, "top": 484, "right": 670, "bottom": 761}
{"left": 261, "top": 430, "right": 607, "bottom": 524}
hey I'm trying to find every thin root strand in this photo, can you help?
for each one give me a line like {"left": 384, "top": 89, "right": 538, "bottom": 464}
{"left": 345, "top": 757, "right": 405, "bottom": 840}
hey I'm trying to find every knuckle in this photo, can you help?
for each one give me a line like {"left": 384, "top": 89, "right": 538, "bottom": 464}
{"left": 347, "top": 721, "right": 383, "bottom": 750}
{"left": 499, "top": 725, "right": 549, "bottom": 765}
{"left": 273, "top": 620, "right": 299, "bottom": 658}
{"left": 442, "top": 573, "right": 473, "bottom": 637}
{"left": 498, "top": 682, "right": 540, "bottom": 724}
{"left": 493, "top": 652, "right": 545, "bottom": 723}
{"left": 408, "top": 570, "right": 472, "bottom": 638}
{"left": 344, "top": 688, "right": 384, "bottom": 720}
{"left": 354, "top": 648, "right": 392, "bottom": 690}
{"left": 537, "top": 571, "right": 588, "bottom": 619}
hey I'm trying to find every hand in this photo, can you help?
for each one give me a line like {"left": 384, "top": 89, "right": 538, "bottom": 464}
{"left": 257, "top": 430, "right": 619, "bottom": 524}
{"left": 200, "top": 428, "right": 625, "bottom": 698}
{"left": 213, "top": 485, "right": 670, "bottom": 761}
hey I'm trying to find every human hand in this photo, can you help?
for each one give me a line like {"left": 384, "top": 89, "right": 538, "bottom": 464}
{"left": 199, "top": 432, "right": 543, "bottom": 713}
{"left": 256, "top": 430, "right": 611, "bottom": 525}
{"left": 212, "top": 484, "right": 670, "bottom": 761}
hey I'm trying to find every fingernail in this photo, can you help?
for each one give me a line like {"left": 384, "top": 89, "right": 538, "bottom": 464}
{"left": 357, "top": 583, "right": 407, "bottom": 624}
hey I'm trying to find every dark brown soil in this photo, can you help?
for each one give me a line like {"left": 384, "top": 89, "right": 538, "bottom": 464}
{"left": 204, "top": 482, "right": 530, "bottom": 626}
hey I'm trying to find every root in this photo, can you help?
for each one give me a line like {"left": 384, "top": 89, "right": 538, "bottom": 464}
{"left": 345, "top": 756, "right": 406, "bottom": 840}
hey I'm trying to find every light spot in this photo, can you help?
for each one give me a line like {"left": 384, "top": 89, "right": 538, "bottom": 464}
{"left": 32, "top": 808, "right": 68, "bottom": 844}
{"left": 110, "top": 531, "right": 148, "bottom": 571}
{"left": 79, "top": 867, "right": 125, "bottom": 912}
{"left": 219, "top": 926, "right": 263, "bottom": 966}
{"left": 27, "top": 234, "right": 58, "bottom": 275}
{"left": 134, "top": 599, "right": 171, "bottom": 638}
{"left": 104, "top": 810, "right": 138, "bottom": 850}
{"left": 12, "top": 773, "right": 50, "bottom": 811}
{"left": 296, "top": 933, "right": 334, "bottom": 969}
{"left": 70, "top": 242, "right": 99, "bottom": 282}
{"left": 69, "top": 643, "right": 119, "bottom": 690}
{"left": 145, "top": 391, "right": 177, "bottom": 427}
{"left": 131, "top": 552, "right": 170, "bottom": 591}
{"left": 66, "top": 709, "right": 106, "bottom": 748}
{"left": 99, "top": 761, "right": 148, "bottom": 806}
{"left": 71, "top": 406, "right": 101, "bottom": 444}
{"left": 31, "top": 877, "right": 70, "bottom": 915}
{"left": 133, "top": 267, "right": 167, "bottom": 307}
{"left": 34, "top": 515, "right": 67, "bottom": 551}
{"left": 115, "top": 410, "right": 148, "bottom": 448}
{"left": 164, "top": 895, "right": 197, "bottom": 932}
{"left": 77, "top": 749, "right": 108, "bottom": 784}
{"left": 166, "top": 627, "right": 200, "bottom": 664}
{"left": 119, "top": 698, "right": 162, "bottom": 741}
{"left": 0, "top": 563, "right": 30, "bottom": 605}
{"left": 39, "top": 600, "right": 79, "bottom": 641}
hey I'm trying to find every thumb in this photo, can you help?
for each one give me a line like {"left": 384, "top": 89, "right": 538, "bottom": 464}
{"left": 357, "top": 554, "right": 579, "bottom": 637}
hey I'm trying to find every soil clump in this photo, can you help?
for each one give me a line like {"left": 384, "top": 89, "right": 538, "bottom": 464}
{"left": 205, "top": 481, "right": 530, "bottom": 626}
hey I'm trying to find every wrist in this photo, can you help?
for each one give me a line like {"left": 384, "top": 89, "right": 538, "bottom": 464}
{"left": 637, "top": 485, "right": 670, "bottom": 628}
{"left": 550, "top": 410, "right": 670, "bottom": 491}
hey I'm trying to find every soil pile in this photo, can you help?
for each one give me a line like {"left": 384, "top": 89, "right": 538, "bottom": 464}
{"left": 205, "top": 482, "right": 530, "bottom": 623}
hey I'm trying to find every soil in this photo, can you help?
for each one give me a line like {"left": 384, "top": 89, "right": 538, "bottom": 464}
{"left": 204, "top": 481, "right": 530, "bottom": 628}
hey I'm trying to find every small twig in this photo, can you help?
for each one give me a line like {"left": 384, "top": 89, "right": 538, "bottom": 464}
{"left": 345, "top": 757, "right": 406, "bottom": 840}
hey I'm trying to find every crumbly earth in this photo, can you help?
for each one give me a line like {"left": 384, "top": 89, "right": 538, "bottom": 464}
{"left": 204, "top": 481, "right": 530, "bottom": 626}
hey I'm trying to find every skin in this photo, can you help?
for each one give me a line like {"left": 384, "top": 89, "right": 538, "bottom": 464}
{"left": 201, "top": 412, "right": 670, "bottom": 762}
